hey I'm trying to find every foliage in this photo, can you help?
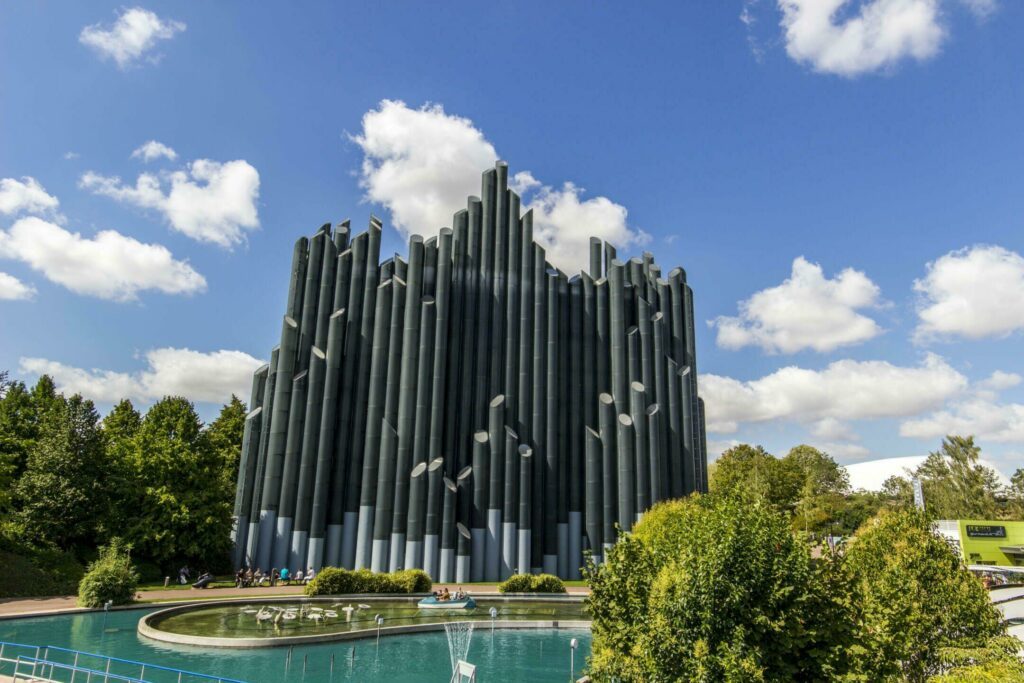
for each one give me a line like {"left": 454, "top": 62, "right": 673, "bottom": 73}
{"left": 916, "top": 437, "right": 1002, "bottom": 520}
{"left": 77, "top": 540, "right": 139, "bottom": 608}
{"left": 585, "top": 496, "right": 854, "bottom": 682}
{"left": 0, "top": 536, "right": 84, "bottom": 599}
{"left": 304, "top": 567, "right": 433, "bottom": 595}
{"left": 14, "top": 394, "right": 108, "bottom": 553}
{"left": 0, "top": 376, "right": 61, "bottom": 512}
{"left": 843, "top": 507, "right": 1005, "bottom": 682}
{"left": 709, "top": 444, "right": 804, "bottom": 512}
{"left": 927, "top": 637, "right": 1024, "bottom": 682}
{"left": 117, "top": 397, "right": 235, "bottom": 568}
{"left": 206, "top": 395, "right": 247, "bottom": 490}
{"left": 497, "top": 573, "right": 567, "bottom": 593}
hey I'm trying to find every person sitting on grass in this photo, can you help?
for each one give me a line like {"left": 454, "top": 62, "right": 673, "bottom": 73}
{"left": 235, "top": 568, "right": 246, "bottom": 588}
{"left": 305, "top": 567, "right": 315, "bottom": 584}
{"left": 270, "top": 568, "right": 280, "bottom": 586}
{"left": 294, "top": 569, "right": 304, "bottom": 584}
{"left": 280, "top": 567, "right": 290, "bottom": 585}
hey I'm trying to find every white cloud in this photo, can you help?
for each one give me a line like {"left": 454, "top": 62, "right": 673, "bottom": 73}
{"left": 812, "top": 440, "right": 872, "bottom": 461}
{"left": 0, "top": 272, "right": 35, "bottom": 301}
{"left": 700, "top": 353, "right": 967, "bottom": 433}
{"left": 0, "top": 216, "right": 205, "bottom": 301}
{"left": 351, "top": 99, "right": 647, "bottom": 273}
{"left": 978, "top": 370, "right": 1021, "bottom": 392}
{"left": 959, "top": 0, "right": 997, "bottom": 19}
{"left": 900, "top": 397, "right": 1024, "bottom": 442}
{"left": 64, "top": 152, "right": 80, "bottom": 161}
{"left": 778, "top": 0, "right": 945, "bottom": 76}
{"left": 900, "top": 369, "right": 1024, "bottom": 442}
{"left": 0, "top": 177, "right": 62, "bottom": 219}
{"left": 711, "top": 256, "right": 884, "bottom": 354}
{"left": 79, "top": 7, "right": 185, "bottom": 69}
{"left": 132, "top": 140, "right": 178, "bottom": 163}
{"left": 914, "top": 245, "right": 1024, "bottom": 341}
{"left": 810, "top": 417, "right": 858, "bottom": 441}
{"left": 19, "top": 348, "right": 263, "bottom": 406}
{"left": 80, "top": 159, "right": 260, "bottom": 247}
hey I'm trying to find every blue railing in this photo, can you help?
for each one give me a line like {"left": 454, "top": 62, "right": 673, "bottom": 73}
{"left": 0, "top": 640, "right": 246, "bottom": 683}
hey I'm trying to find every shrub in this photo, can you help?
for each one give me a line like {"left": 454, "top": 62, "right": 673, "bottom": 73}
{"left": 498, "top": 573, "right": 567, "bottom": 593}
{"left": 77, "top": 541, "right": 139, "bottom": 608}
{"left": 305, "top": 567, "right": 433, "bottom": 596}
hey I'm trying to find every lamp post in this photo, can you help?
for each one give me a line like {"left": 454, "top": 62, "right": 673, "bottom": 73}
{"left": 570, "top": 637, "right": 579, "bottom": 681}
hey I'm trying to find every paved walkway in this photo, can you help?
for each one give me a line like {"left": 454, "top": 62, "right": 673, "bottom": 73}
{"left": 0, "top": 583, "right": 588, "bottom": 618}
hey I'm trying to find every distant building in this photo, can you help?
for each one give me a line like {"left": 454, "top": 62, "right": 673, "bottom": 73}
{"left": 935, "top": 520, "right": 1024, "bottom": 567}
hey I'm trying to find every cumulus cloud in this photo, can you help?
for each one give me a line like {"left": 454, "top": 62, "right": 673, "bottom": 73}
{"left": 700, "top": 353, "right": 967, "bottom": 433}
{"left": 913, "top": 245, "right": 1024, "bottom": 341}
{"left": 900, "top": 368, "right": 1024, "bottom": 443}
{"left": 20, "top": 348, "right": 264, "bottom": 406}
{"left": 711, "top": 256, "right": 884, "bottom": 354}
{"left": 131, "top": 140, "right": 178, "bottom": 163}
{"left": 79, "top": 7, "right": 185, "bottom": 68}
{"left": 351, "top": 99, "right": 647, "bottom": 273}
{"left": 901, "top": 398, "right": 1024, "bottom": 443}
{"left": 80, "top": 159, "right": 260, "bottom": 247}
{"left": 811, "top": 441, "right": 872, "bottom": 461}
{"left": 959, "top": 0, "right": 997, "bottom": 19}
{"left": 0, "top": 272, "right": 35, "bottom": 301}
{"left": 778, "top": 0, "right": 945, "bottom": 76}
{"left": 0, "top": 177, "right": 62, "bottom": 220}
{"left": 0, "top": 216, "right": 205, "bottom": 301}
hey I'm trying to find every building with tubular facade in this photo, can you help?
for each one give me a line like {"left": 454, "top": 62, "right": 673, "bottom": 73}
{"left": 232, "top": 161, "right": 707, "bottom": 582}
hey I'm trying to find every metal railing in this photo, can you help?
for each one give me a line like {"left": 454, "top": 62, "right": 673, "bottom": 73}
{"left": 0, "top": 641, "right": 246, "bottom": 683}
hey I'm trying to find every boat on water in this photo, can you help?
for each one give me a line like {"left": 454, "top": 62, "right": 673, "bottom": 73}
{"left": 417, "top": 595, "right": 476, "bottom": 609}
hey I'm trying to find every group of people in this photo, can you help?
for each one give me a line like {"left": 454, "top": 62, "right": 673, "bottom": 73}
{"left": 234, "top": 566, "right": 317, "bottom": 588}
{"left": 432, "top": 586, "right": 467, "bottom": 602}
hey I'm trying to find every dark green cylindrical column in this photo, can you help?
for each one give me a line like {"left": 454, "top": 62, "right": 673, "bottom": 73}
{"left": 486, "top": 395, "right": 506, "bottom": 581}
{"left": 404, "top": 296, "right": 436, "bottom": 569}
{"left": 273, "top": 368, "right": 308, "bottom": 568}
{"left": 646, "top": 403, "right": 663, "bottom": 506}
{"left": 679, "top": 365, "right": 696, "bottom": 495}
{"left": 297, "top": 232, "right": 324, "bottom": 372}
{"left": 530, "top": 244, "right": 547, "bottom": 573}
{"left": 596, "top": 278, "right": 610, "bottom": 395}
{"left": 314, "top": 237, "right": 337, "bottom": 351}
{"left": 439, "top": 474, "right": 457, "bottom": 582}
{"left": 501, "top": 426, "right": 518, "bottom": 579}
{"left": 616, "top": 413, "right": 636, "bottom": 533}
{"left": 543, "top": 270, "right": 559, "bottom": 575}
{"left": 598, "top": 393, "right": 616, "bottom": 551}
{"left": 470, "top": 430, "right": 489, "bottom": 581}
{"left": 232, "top": 405, "right": 263, "bottom": 568}
{"left": 652, "top": 311, "right": 671, "bottom": 501}
{"left": 516, "top": 445, "right": 533, "bottom": 574}
{"left": 583, "top": 426, "right": 603, "bottom": 564}
{"left": 630, "top": 381, "right": 650, "bottom": 518}
{"left": 666, "top": 357, "right": 683, "bottom": 498}
{"left": 285, "top": 237, "right": 308, "bottom": 322}
{"left": 589, "top": 237, "right": 602, "bottom": 278}
{"left": 455, "top": 465, "right": 473, "bottom": 583}
{"left": 423, "top": 457, "right": 445, "bottom": 579}
{"left": 608, "top": 260, "right": 627, "bottom": 414}
{"left": 370, "top": 420, "right": 398, "bottom": 572}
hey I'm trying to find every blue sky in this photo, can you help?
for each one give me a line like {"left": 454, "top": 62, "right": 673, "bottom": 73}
{"left": 1, "top": 1, "right": 1022, "bottom": 478}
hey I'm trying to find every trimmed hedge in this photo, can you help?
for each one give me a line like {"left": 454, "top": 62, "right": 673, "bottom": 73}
{"left": 498, "top": 573, "right": 567, "bottom": 594}
{"left": 77, "top": 541, "right": 139, "bottom": 608}
{"left": 305, "top": 568, "right": 432, "bottom": 596}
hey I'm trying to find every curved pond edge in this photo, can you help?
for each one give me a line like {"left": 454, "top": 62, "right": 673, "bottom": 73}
{"left": 138, "top": 595, "right": 591, "bottom": 649}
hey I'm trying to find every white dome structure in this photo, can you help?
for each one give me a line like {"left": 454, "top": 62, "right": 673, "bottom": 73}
{"left": 843, "top": 455, "right": 1011, "bottom": 492}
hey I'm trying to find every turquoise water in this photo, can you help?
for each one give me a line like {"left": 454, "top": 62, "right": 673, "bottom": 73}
{"left": 0, "top": 607, "right": 591, "bottom": 682}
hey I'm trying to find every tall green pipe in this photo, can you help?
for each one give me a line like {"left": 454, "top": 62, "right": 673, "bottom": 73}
{"left": 679, "top": 365, "right": 695, "bottom": 495}
{"left": 627, "top": 326, "right": 641, "bottom": 386}
{"left": 543, "top": 270, "right": 559, "bottom": 575}
{"left": 504, "top": 194, "right": 521, "bottom": 430}
{"left": 598, "top": 393, "right": 616, "bottom": 550}
{"left": 308, "top": 309, "right": 347, "bottom": 568}
{"left": 646, "top": 403, "right": 663, "bottom": 505}
{"left": 630, "top": 381, "right": 650, "bottom": 518}
{"left": 332, "top": 249, "right": 353, "bottom": 312}
{"left": 443, "top": 212, "right": 469, "bottom": 476}
{"left": 326, "top": 232, "right": 368, "bottom": 564}
{"left": 456, "top": 465, "right": 473, "bottom": 582}
{"left": 652, "top": 311, "right": 671, "bottom": 500}
{"left": 286, "top": 237, "right": 308, "bottom": 322}
{"left": 515, "top": 211, "right": 534, "bottom": 443}
{"left": 596, "top": 278, "right": 609, "bottom": 395}
{"left": 423, "top": 456, "right": 445, "bottom": 579}
{"left": 314, "top": 237, "right": 337, "bottom": 351}
{"left": 427, "top": 228, "right": 452, "bottom": 470}
{"left": 340, "top": 221, "right": 382, "bottom": 566}
{"left": 584, "top": 426, "right": 603, "bottom": 563}
{"left": 470, "top": 430, "right": 489, "bottom": 581}
{"left": 486, "top": 395, "right": 506, "bottom": 581}
{"left": 515, "top": 445, "right": 534, "bottom": 574}
{"left": 530, "top": 244, "right": 547, "bottom": 572}
{"left": 291, "top": 347, "right": 326, "bottom": 568}
{"left": 501, "top": 426, "right": 519, "bottom": 579}
{"left": 333, "top": 220, "right": 350, "bottom": 252}
{"left": 354, "top": 282, "right": 393, "bottom": 569}
{"left": 256, "top": 316, "right": 298, "bottom": 570}
{"left": 669, "top": 269, "right": 685, "bottom": 364}
{"left": 582, "top": 274, "right": 596, "bottom": 430}
{"left": 568, "top": 276, "right": 584, "bottom": 579}
{"left": 473, "top": 170, "right": 496, "bottom": 434}
{"left": 273, "top": 368, "right": 308, "bottom": 568}
{"left": 490, "top": 166, "right": 508, "bottom": 399}
{"left": 608, "top": 261, "right": 627, "bottom": 414}
{"left": 370, "top": 420, "right": 398, "bottom": 572}
{"left": 666, "top": 357, "right": 683, "bottom": 498}
{"left": 603, "top": 243, "right": 617, "bottom": 276}
{"left": 457, "top": 199, "right": 481, "bottom": 476}
{"left": 404, "top": 296, "right": 436, "bottom": 569}
{"left": 297, "top": 232, "right": 324, "bottom": 372}
{"left": 638, "top": 298, "right": 654, "bottom": 404}
{"left": 232, "top": 406, "right": 263, "bottom": 568}
{"left": 439, "top": 474, "right": 457, "bottom": 582}
{"left": 390, "top": 236, "right": 425, "bottom": 571}
{"left": 616, "top": 413, "right": 636, "bottom": 533}
{"left": 589, "top": 237, "right": 602, "bottom": 278}
{"left": 247, "top": 346, "right": 278, "bottom": 566}
{"left": 698, "top": 397, "right": 708, "bottom": 492}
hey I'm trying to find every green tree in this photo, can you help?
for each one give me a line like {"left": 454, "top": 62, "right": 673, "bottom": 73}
{"left": 844, "top": 508, "right": 1005, "bottom": 682}
{"left": 77, "top": 539, "right": 139, "bottom": 608}
{"left": 585, "top": 495, "right": 854, "bottom": 682}
{"left": 710, "top": 444, "right": 804, "bottom": 512}
{"left": 14, "top": 394, "right": 109, "bottom": 552}
{"left": 783, "top": 445, "right": 851, "bottom": 537}
{"left": 0, "top": 375, "right": 64, "bottom": 512}
{"left": 206, "top": 395, "right": 247, "bottom": 490}
{"left": 120, "top": 397, "right": 233, "bottom": 568}
{"left": 914, "top": 437, "right": 1002, "bottom": 520}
